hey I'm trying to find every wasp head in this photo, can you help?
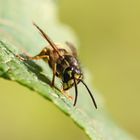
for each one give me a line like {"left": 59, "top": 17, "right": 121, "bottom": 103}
{"left": 62, "top": 66, "right": 97, "bottom": 109}
{"left": 62, "top": 66, "right": 83, "bottom": 90}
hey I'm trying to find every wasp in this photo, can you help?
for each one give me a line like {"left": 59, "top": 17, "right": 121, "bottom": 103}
{"left": 21, "top": 23, "right": 97, "bottom": 109}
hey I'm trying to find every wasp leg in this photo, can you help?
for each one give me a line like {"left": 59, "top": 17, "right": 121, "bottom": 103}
{"left": 51, "top": 63, "right": 56, "bottom": 87}
{"left": 28, "top": 47, "right": 49, "bottom": 60}
{"left": 61, "top": 89, "right": 73, "bottom": 100}
{"left": 16, "top": 54, "right": 27, "bottom": 61}
{"left": 17, "top": 47, "right": 50, "bottom": 61}
{"left": 28, "top": 55, "right": 49, "bottom": 60}
{"left": 17, "top": 54, "right": 49, "bottom": 61}
{"left": 65, "top": 41, "right": 77, "bottom": 57}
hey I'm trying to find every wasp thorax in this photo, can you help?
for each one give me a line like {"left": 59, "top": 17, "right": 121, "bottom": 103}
{"left": 62, "top": 66, "right": 83, "bottom": 90}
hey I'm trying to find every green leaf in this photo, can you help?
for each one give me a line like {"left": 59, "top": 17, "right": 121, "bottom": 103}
{"left": 0, "top": 0, "right": 137, "bottom": 140}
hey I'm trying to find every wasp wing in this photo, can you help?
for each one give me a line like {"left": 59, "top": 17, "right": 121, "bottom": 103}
{"left": 33, "top": 22, "right": 62, "bottom": 57}
{"left": 66, "top": 41, "right": 78, "bottom": 57}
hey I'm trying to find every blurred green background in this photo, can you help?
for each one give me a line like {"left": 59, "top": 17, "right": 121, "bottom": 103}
{"left": 59, "top": 0, "right": 140, "bottom": 139}
{"left": 0, "top": 0, "right": 140, "bottom": 140}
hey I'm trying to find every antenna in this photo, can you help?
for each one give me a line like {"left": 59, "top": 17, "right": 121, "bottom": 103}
{"left": 73, "top": 77, "right": 78, "bottom": 106}
{"left": 80, "top": 80, "right": 97, "bottom": 109}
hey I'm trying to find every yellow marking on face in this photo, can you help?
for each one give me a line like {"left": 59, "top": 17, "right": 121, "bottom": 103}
{"left": 63, "top": 83, "right": 67, "bottom": 89}
{"left": 68, "top": 70, "right": 72, "bottom": 78}
{"left": 63, "top": 79, "right": 74, "bottom": 90}
{"left": 74, "top": 73, "right": 80, "bottom": 79}
{"left": 68, "top": 79, "right": 74, "bottom": 86}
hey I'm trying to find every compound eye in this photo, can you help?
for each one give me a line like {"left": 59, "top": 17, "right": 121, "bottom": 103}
{"left": 63, "top": 68, "right": 72, "bottom": 82}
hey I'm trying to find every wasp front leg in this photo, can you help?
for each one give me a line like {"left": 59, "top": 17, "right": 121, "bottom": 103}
{"left": 60, "top": 89, "right": 73, "bottom": 100}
